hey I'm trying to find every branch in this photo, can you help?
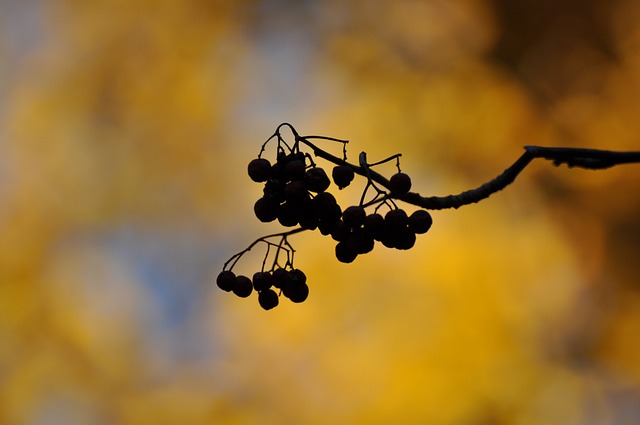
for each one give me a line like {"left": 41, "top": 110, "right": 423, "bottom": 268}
{"left": 299, "top": 136, "right": 640, "bottom": 210}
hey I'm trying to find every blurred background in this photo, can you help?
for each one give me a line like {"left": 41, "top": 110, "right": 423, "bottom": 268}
{"left": 1, "top": 0, "right": 639, "bottom": 423}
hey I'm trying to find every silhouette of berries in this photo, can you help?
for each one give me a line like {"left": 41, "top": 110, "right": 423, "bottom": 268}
{"left": 233, "top": 275, "right": 253, "bottom": 298}
{"left": 409, "top": 210, "right": 433, "bottom": 234}
{"left": 389, "top": 172, "right": 412, "bottom": 195}
{"left": 216, "top": 270, "right": 236, "bottom": 292}
{"left": 342, "top": 206, "right": 366, "bottom": 229}
{"left": 252, "top": 271, "right": 273, "bottom": 292}
{"left": 258, "top": 288, "right": 279, "bottom": 310}
{"left": 332, "top": 165, "right": 355, "bottom": 189}
{"left": 298, "top": 203, "right": 320, "bottom": 230}
{"left": 248, "top": 158, "right": 272, "bottom": 182}
{"left": 335, "top": 240, "right": 358, "bottom": 263}
{"left": 305, "top": 167, "right": 331, "bottom": 193}
{"left": 254, "top": 196, "right": 279, "bottom": 222}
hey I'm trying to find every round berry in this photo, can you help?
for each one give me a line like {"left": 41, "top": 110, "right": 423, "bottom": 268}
{"left": 285, "top": 180, "right": 309, "bottom": 202}
{"left": 342, "top": 206, "right": 366, "bottom": 229}
{"left": 284, "top": 159, "right": 306, "bottom": 181}
{"left": 352, "top": 230, "right": 375, "bottom": 254}
{"left": 409, "top": 210, "right": 433, "bottom": 234}
{"left": 363, "top": 213, "right": 385, "bottom": 240}
{"left": 263, "top": 179, "right": 286, "bottom": 202}
{"left": 233, "top": 275, "right": 253, "bottom": 298}
{"left": 335, "top": 240, "right": 358, "bottom": 263}
{"left": 252, "top": 271, "right": 273, "bottom": 292}
{"left": 298, "top": 204, "right": 319, "bottom": 231}
{"left": 271, "top": 268, "right": 289, "bottom": 289}
{"left": 277, "top": 202, "right": 299, "bottom": 227}
{"left": 384, "top": 208, "right": 409, "bottom": 232}
{"left": 216, "top": 270, "right": 236, "bottom": 292}
{"left": 287, "top": 282, "right": 309, "bottom": 303}
{"left": 389, "top": 172, "right": 412, "bottom": 196}
{"left": 248, "top": 158, "right": 272, "bottom": 182}
{"left": 305, "top": 167, "right": 331, "bottom": 193}
{"left": 395, "top": 228, "right": 416, "bottom": 250}
{"left": 332, "top": 165, "right": 355, "bottom": 189}
{"left": 330, "top": 220, "right": 351, "bottom": 242}
{"left": 254, "top": 197, "right": 279, "bottom": 222}
{"left": 258, "top": 288, "right": 279, "bottom": 310}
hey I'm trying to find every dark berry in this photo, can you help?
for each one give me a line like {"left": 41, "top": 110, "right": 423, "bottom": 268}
{"left": 254, "top": 197, "right": 280, "bottom": 222}
{"left": 298, "top": 203, "right": 320, "bottom": 231}
{"left": 233, "top": 275, "right": 253, "bottom": 298}
{"left": 248, "top": 158, "right": 272, "bottom": 182}
{"left": 289, "top": 268, "right": 307, "bottom": 284}
{"left": 335, "top": 240, "right": 358, "bottom": 263}
{"left": 384, "top": 209, "right": 409, "bottom": 232}
{"left": 352, "top": 230, "right": 375, "bottom": 254}
{"left": 287, "top": 282, "right": 309, "bottom": 303}
{"left": 271, "top": 268, "right": 289, "bottom": 289}
{"left": 305, "top": 167, "right": 331, "bottom": 193}
{"left": 330, "top": 220, "right": 351, "bottom": 242}
{"left": 395, "top": 228, "right": 416, "bottom": 250}
{"left": 409, "top": 210, "right": 433, "bottom": 234}
{"left": 284, "top": 159, "right": 306, "bottom": 181}
{"left": 389, "top": 172, "right": 412, "bottom": 196}
{"left": 332, "top": 165, "right": 355, "bottom": 189}
{"left": 258, "top": 288, "right": 279, "bottom": 310}
{"left": 252, "top": 271, "right": 273, "bottom": 292}
{"left": 285, "top": 180, "right": 309, "bottom": 202}
{"left": 263, "top": 179, "right": 286, "bottom": 202}
{"left": 216, "top": 270, "right": 236, "bottom": 292}
{"left": 277, "top": 202, "right": 299, "bottom": 227}
{"left": 363, "top": 213, "right": 385, "bottom": 240}
{"left": 318, "top": 202, "right": 342, "bottom": 224}
{"left": 342, "top": 206, "right": 366, "bottom": 229}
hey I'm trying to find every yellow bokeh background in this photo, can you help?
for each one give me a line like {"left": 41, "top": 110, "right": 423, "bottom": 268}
{"left": 1, "top": 1, "right": 639, "bottom": 424}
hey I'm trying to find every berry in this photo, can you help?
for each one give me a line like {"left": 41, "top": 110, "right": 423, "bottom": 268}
{"left": 263, "top": 179, "right": 286, "bottom": 202}
{"left": 258, "top": 288, "right": 279, "bottom": 310}
{"left": 395, "top": 228, "right": 416, "bottom": 250}
{"left": 335, "top": 240, "right": 358, "bottom": 263}
{"left": 305, "top": 167, "right": 331, "bottom": 193}
{"left": 409, "top": 210, "right": 433, "bottom": 234}
{"left": 287, "top": 282, "right": 309, "bottom": 303}
{"left": 254, "top": 197, "right": 279, "bottom": 222}
{"left": 342, "top": 206, "right": 366, "bottom": 229}
{"left": 284, "top": 159, "right": 306, "bottom": 181}
{"left": 352, "top": 230, "right": 375, "bottom": 254}
{"left": 332, "top": 165, "right": 355, "bottom": 189}
{"left": 248, "top": 158, "right": 272, "bottom": 182}
{"left": 285, "top": 180, "right": 309, "bottom": 202}
{"left": 216, "top": 270, "right": 236, "bottom": 292}
{"left": 363, "top": 213, "right": 385, "bottom": 240}
{"left": 233, "top": 275, "right": 253, "bottom": 298}
{"left": 277, "top": 202, "right": 299, "bottom": 227}
{"left": 384, "top": 209, "right": 409, "bottom": 232}
{"left": 389, "top": 172, "right": 412, "bottom": 196}
{"left": 252, "top": 271, "right": 273, "bottom": 292}
{"left": 298, "top": 203, "right": 320, "bottom": 231}
{"left": 271, "top": 268, "right": 289, "bottom": 289}
{"left": 330, "top": 220, "right": 351, "bottom": 242}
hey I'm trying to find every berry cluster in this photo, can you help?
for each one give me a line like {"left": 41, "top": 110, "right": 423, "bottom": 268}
{"left": 217, "top": 123, "right": 434, "bottom": 310}
{"left": 216, "top": 268, "right": 308, "bottom": 310}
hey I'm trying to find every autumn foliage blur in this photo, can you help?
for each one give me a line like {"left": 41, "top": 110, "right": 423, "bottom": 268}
{"left": 1, "top": 0, "right": 640, "bottom": 423}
